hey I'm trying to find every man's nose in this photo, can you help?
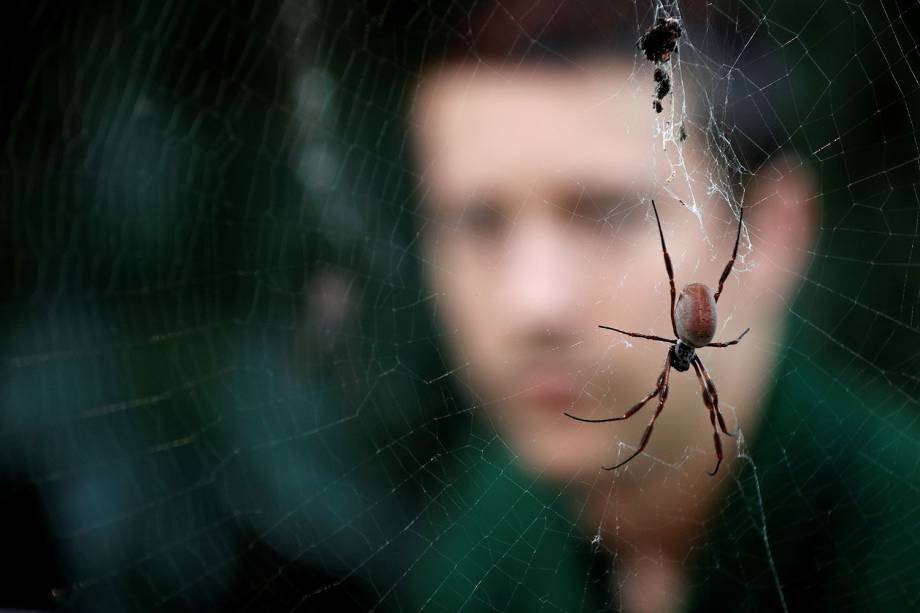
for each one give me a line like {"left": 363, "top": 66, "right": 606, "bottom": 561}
{"left": 501, "top": 217, "right": 579, "bottom": 336}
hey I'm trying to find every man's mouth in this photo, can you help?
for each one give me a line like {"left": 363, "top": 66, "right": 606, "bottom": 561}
{"left": 513, "top": 367, "right": 580, "bottom": 410}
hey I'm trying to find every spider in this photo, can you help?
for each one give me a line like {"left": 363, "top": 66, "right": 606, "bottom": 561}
{"left": 565, "top": 200, "right": 749, "bottom": 476}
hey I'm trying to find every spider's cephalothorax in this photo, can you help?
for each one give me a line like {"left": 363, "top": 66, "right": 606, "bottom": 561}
{"left": 671, "top": 341, "right": 694, "bottom": 372}
{"left": 566, "top": 200, "right": 750, "bottom": 476}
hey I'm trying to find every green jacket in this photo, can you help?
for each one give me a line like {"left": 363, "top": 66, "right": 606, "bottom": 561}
{"left": 406, "top": 354, "right": 920, "bottom": 611}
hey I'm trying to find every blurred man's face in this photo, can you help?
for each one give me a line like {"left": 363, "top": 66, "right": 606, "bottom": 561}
{"left": 413, "top": 61, "right": 762, "bottom": 481}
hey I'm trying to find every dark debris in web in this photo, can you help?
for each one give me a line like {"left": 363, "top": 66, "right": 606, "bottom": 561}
{"left": 637, "top": 17, "right": 682, "bottom": 63}
{"left": 637, "top": 17, "right": 682, "bottom": 114}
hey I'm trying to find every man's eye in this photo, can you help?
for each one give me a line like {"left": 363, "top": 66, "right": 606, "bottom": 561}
{"left": 571, "top": 196, "right": 625, "bottom": 228}
{"left": 584, "top": 199, "right": 643, "bottom": 232}
{"left": 460, "top": 205, "right": 505, "bottom": 237}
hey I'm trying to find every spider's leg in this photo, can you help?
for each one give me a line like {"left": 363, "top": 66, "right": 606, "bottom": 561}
{"left": 707, "top": 424, "right": 724, "bottom": 476}
{"left": 565, "top": 350, "right": 670, "bottom": 423}
{"left": 706, "top": 327, "right": 750, "bottom": 348}
{"left": 603, "top": 348, "right": 673, "bottom": 471}
{"left": 714, "top": 205, "right": 744, "bottom": 303}
{"left": 692, "top": 356, "right": 733, "bottom": 437}
{"left": 692, "top": 357, "right": 725, "bottom": 475}
{"left": 565, "top": 383, "right": 659, "bottom": 423}
{"left": 598, "top": 325, "right": 675, "bottom": 344}
{"left": 651, "top": 200, "right": 679, "bottom": 337}
{"left": 693, "top": 356, "right": 740, "bottom": 438}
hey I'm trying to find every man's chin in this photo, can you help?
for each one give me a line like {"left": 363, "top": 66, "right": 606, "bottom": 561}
{"left": 498, "top": 416, "right": 625, "bottom": 480}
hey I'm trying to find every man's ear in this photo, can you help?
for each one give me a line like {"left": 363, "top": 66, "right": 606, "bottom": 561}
{"left": 744, "top": 152, "right": 819, "bottom": 314}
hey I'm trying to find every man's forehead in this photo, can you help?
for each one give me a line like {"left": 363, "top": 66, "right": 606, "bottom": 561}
{"left": 413, "top": 60, "right": 689, "bottom": 199}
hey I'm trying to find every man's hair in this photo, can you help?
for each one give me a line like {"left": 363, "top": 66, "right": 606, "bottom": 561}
{"left": 331, "top": 0, "right": 787, "bottom": 176}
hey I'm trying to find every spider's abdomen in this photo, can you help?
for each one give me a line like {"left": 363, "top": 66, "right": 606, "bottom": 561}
{"left": 674, "top": 283, "right": 716, "bottom": 348}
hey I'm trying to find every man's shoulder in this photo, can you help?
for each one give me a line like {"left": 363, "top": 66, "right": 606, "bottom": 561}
{"left": 718, "top": 352, "right": 920, "bottom": 610}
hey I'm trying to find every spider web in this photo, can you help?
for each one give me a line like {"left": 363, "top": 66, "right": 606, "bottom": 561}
{"left": 2, "top": 0, "right": 920, "bottom": 611}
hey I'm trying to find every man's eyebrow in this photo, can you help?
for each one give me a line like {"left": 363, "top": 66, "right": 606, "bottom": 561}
{"left": 426, "top": 189, "right": 506, "bottom": 218}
